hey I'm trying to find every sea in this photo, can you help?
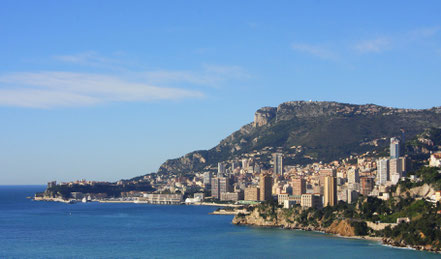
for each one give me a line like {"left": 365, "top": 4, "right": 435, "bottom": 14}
{"left": 0, "top": 186, "right": 439, "bottom": 259}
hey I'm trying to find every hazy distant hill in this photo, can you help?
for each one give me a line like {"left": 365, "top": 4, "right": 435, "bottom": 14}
{"left": 157, "top": 101, "right": 441, "bottom": 174}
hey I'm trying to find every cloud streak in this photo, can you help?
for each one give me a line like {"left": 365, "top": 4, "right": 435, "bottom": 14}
{"left": 354, "top": 37, "right": 390, "bottom": 53}
{"left": 143, "top": 64, "right": 249, "bottom": 86}
{"left": 0, "top": 72, "right": 204, "bottom": 108}
{"left": 291, "top": 43, "right": 338, "bottom": 60}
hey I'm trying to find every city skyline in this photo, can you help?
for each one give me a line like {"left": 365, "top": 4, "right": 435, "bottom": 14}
{"left": 1, "top": 1, "right": 441, "bottom": 184}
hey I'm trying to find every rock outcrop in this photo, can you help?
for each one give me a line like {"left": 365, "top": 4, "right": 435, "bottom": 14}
{"left": 233, "top": 207, "right": 357, "bottom": 237}
{"left": 394, "top": 183, "right": 436, "bottom": 199}
{"left": 253, "top": 107, "right": 277, "bottom": 127}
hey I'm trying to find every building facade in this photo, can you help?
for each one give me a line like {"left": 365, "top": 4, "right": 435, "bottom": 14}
{"left": 324, "top": 176, "right": 337, "bottom": 207}
{"left": 292, "top": 178, "right": 306, "bottom": 196}
{"left": 244, "top": 187, "right": 260, "bottom": 201}
{"left": 259, "top": 174, "right": 273, "bottom": 201}
{"left": 273, "top": 153, "right": 283, "bottom": 175}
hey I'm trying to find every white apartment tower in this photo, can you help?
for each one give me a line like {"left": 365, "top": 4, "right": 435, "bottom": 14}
{"left": 390, "top": 137, "right": 400, "bottom": 159}
{"left": 273, "top": 153, "right": 283, "bottom": 175}
{"left": 377, "top": 158, "right": 389, "bottom": 185}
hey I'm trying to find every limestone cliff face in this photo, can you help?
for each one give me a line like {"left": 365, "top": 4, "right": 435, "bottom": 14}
{"left": 253, "top": 107, "right": 277, "bottom": 127}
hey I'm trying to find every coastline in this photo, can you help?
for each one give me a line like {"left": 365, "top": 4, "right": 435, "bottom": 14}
{"left": 29, "top": 196, "right": 440, "bottom": 254}
{"left": 233, "top": 217, "right": 441, "bottom": 254}
{"left": 32, "top": 197, "right": 241, "bottom": 208}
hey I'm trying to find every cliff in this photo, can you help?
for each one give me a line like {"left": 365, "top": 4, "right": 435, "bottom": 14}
{"left": 232, "top": 200, "right": 441, "bottom": 253}
{"left": 232, "top": 206, "right": 358, "bottom": 237}
{"left": 157, "top": 101, "right": 441, "bottom": 175}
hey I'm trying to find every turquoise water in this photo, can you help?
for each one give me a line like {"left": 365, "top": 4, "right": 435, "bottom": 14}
{"left": 0, "top": 186, "right": 439, "bottom": 258}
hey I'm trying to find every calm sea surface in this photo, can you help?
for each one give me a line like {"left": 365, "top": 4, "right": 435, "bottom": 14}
{"left": 0, "top": 185, "right": 439, "bottom": 258}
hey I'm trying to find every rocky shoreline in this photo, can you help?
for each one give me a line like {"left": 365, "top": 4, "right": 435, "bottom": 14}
{"left": 231, "top": 207, "right": 440, "bottom": 254}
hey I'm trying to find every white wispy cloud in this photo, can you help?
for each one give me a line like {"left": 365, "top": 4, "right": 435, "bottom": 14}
{"left": 53, "top": 51, "right": 122, "bottom": 68}
{"left": 291, "top": 43, "right": 338, "bottom": 60}
{"left": 408, "top": 26, "right": 440, "bottom": 38}
{"left": 142, "top": 64, "right": 249, "bottom": 86}
{"left": 354, "top": 37, "right": 390, "bottom": 53}
{"left": 0, "top": 72, "right": 204, "bottom": 108}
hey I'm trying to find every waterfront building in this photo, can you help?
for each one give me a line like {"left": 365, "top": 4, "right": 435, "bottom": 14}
{"left": 220, "top": 191, "right": 244, "bottom": 201}
{"left": 244, "top": 187, "right": 260, "bottom": 201}
{"left": 324, "top": 176, "right": 337, "bottom": 207}
{"left": 211, "top": 176, "right": 232, "bottom": 199}
{"left": 290, "top": 195, "right": 302, "bottom": 205}
{"left": 283, "top": 200, "right": 296, "bottom": 209}
{"left": 138, "top": 194, "right": 183, "bottom": 204}
{"left": 278, "top": 193, "right": 289, "bottom": 205}
{"left": 292, "top": 178, "right": 306, "bottom": 196}
{"left": 390, "top": 137, "right": 400, "bottom": 159}
{"left": 300, "top": 194, "right": 321, "bottom": 208}
{"left": 377, "top": 158, "right": 389, "bottom": 185}
{"left": 194, "top": 193, "right": 204, "bottom": 200}
{"left": 47, "top": 181, "right": 57, "bottom": 188}
{"left": 259, "top": 174, "right": 273, "bottom": 201}
{"left": 273, "top": 153, "right": 283, "bottom": 175}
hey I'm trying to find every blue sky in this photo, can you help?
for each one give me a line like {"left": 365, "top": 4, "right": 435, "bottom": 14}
{"left": 1, "top": 1, "right": 441, "bottom": 184}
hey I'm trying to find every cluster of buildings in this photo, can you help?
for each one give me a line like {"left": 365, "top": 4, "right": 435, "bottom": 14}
{"left": 46, "top": 134, "right": 441, "bottom": 207}
{"left": 189, "top": 136, "right": 420, "bottom": 209}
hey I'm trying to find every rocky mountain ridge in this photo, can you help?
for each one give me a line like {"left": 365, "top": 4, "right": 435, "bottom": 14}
{"left": 158, "top": 101, "right": 441, "bottom": 175}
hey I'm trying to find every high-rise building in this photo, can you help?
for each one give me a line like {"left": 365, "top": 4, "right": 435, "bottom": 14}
{"left": 360, "top": 177, "right": 374, "bottom": 196}
{"left": 273, "top": 153, "right": 283, "bottom": 175}
{"left": 347, "top": 168, "right": 359, "bottom": 185}
{"left": 203, "top": 172, "right": 212, "bottom": 187}
{"left": 324, "top": 176, "right": 337, "bottom": 207}
{"left": 211, "top": 176, "right": 232, "bottom": 199}
{"left": 259, "top": 174, "right": 273, "bottom": 201}
{"left": 389, "top": 158, "right": 403, "bottom": 184}
{"left": 292, "top": 178, "right": 306, "bottom": 196}
{"left": 319, "top": 169, "right": 336, "bottom": 195}
{"left": 218, "top": 162, "right": 226, "bottom": 176}
{"left": 390, "top": 137, "right": 400, "bottom": 159}
{"left": 377, "top": 158, "right": 389, "bottom": 185}
{"left": 244, "top": 187, "right": 260, "bottom": 201}
{"left": 300, "top": 194, "right": 322, "bottom": 208}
